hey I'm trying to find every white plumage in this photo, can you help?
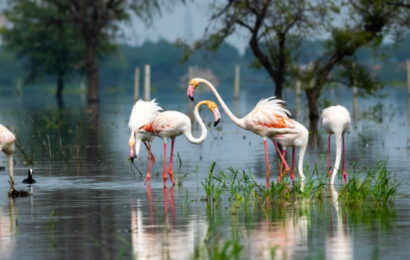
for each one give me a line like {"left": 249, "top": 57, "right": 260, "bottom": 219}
{"left": 321, "top": 105, "right": 351, "bottom": 185}
{"left": 138, "top": 101, "right": 221, "bottom": 186}
{"left": 187, "top": 78, "right": 301, "bottom": 180}
{"left": 129, "top": 99, "right": 163, "bottom": 131}
{"left": 128, "top": 99, "right": 163, "bottom": 185}
{"left": 274, "top": 120, "right": 309, "bottom": 180}
{"left": 0, "top": 124, "right": 16, "bottom": 190}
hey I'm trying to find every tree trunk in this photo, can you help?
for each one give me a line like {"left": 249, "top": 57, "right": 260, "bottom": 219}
{"left": 274, "top": 78, "right": 283, "bottom": 100}
{"left": 56, "top": 75, "right": 64, "bottom": 109}
{"left": 305, "top": 87, "right": 320, "bottom": 132}
{"left": 85, "top": 41, "right": 99, "bottom": 106}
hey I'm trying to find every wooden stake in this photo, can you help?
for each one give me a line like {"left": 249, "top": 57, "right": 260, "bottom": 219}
{"left": 144, "top": 64, "right": 150, "bottom": 101}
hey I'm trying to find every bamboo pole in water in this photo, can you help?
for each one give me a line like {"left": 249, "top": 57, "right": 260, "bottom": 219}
{"left": 407, "top": 59, "right": 410, "bottom": 95}
{"left": 134, "top": 67, "right": 140, "bottom": 101}
{"left": 144, "top": 64, "right": 150, "bottom": 101}
{"left": 296, "top": 80, "right": 301, "bottom": 121}
{"left": 234, "top": 65, "right": 240, "bottom": 99}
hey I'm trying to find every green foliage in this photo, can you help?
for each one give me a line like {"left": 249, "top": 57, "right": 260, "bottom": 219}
{"left": 0, "top": 0, "right": 85, "bottom": 85}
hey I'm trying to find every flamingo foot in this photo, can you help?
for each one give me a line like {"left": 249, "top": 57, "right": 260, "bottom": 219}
{"left": 291, "top": 170, "right": 295, "bottom": 181}
{"left": 144, "top": 173, "right": 150, "bottom": 186}
{"left": 168, "top": 171, "right": 175, "bottom": 186}
{"left": 284, "top": 167, "right": 290, "bottom": 175}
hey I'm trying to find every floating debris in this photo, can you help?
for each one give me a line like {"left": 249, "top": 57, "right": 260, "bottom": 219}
{"left": 7, "top": 181, "right": 30, "bottom": 198}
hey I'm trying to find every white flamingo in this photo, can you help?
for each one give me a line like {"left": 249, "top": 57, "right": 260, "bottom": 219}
{"left": 187, "top": 78, "right": 300, "bottom": 180}
{"left": 138, "top": 100, "right": 221, "bottom": 186}
{"left": 321, "top": 105, "right": 351, "bottom": 185}
{"left": 274, "top": 120, "right": 308, "bottom": 181}
{"left": 0, "top": 124, "right": 16, "bottom": 190}
{"left": 128, "top": 99, "right": 163, "bottom": 185}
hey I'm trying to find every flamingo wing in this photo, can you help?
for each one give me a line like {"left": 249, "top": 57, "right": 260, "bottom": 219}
{"left": 248, "top": 98, "right": 294, "bottom": 128}
{"left": 129, "top": 99, "right": 163, "bottom": 131}
{"left": 139, "top": 112, "right": 184, "bottom": 134}
{"left": 0, "top": 124, "right": 15, "bottom": 144}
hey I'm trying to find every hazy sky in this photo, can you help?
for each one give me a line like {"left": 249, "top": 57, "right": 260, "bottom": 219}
{"left": 126, "top": 1, "right": 249, "bottom": 54}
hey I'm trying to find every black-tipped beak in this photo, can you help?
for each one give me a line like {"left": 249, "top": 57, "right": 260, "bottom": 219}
{"left": 131, "top": 157, "right": 134, "bottom": 163}
{"left": 189, "top": 96, "right": 194, "bottom": 102}
{"left": 214, "top": 119, "right": 220, "bottom": 127}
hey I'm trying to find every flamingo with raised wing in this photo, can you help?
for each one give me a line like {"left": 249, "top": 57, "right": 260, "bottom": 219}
{"left": 0, "top": 124, "right": 16, "bottom": 190}
{"left": 187, "top": 78, "right": 300, "bottom": 180}
{"left": 138, "top": 100, "right": 221, "bottom": 186}
{"left": 274, "top": 120, "right": 308, "bottom": 181}
{"left": 128, "top": 99, "right": 163, "bottom": 185}
{"left": 321, "top": 105, "right": 351, "bottom": 185}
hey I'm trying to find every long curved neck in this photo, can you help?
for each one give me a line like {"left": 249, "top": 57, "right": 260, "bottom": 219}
{"left": 298, "top": 144, "right": 307, "bottom": 178}
{"left": 8, "top": 153, "right": 15, "bottom": 186}
{"left": 198, "top": 79, "right": 245, "bottom": 128}
{"left": 184, "top": 101, "right": 208, "bottom": 144}
{"left": 330, "top": 133, "right": 342, "bottom": 185}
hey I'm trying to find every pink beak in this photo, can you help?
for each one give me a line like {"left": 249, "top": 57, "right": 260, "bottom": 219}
{"left": 130, "top": 147, "right": 134, "bottom": 160}
{"left": 213, "top": 108, "right": 221, "bottom": 127}
{"left": 187, "top": 85, "right": 195, "bottom": 101}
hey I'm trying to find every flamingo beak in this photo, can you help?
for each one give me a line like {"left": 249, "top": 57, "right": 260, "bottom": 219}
{"left": 213, "top": 108, "right": 221, "bottom": 127}
{"left": 130, "top": 147, "right": 135, "bottom": 162}
{"left": 187, "top": 85, "right": 195, "bottom": 102}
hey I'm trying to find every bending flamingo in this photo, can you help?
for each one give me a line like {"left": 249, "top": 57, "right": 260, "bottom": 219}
{"left": 0, "top": 124, "right": 16, "bottom": 190}
{"left": 321, "top": 105, "right": 351, "bottom": 185}
{"left": 138, "top": 100, "right": 221, "bottom": 186}
{"left": 274, "top": 120, "right": 308, "bottom": 181}
{"left": 187, "top": 78, "right": 300, "bottom": 180}
{"left": 128, "top": 99, "right": 163, "bottom": 185}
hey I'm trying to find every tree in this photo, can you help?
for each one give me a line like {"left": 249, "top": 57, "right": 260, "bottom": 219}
{"left": 182, "top": 0, "right": 408, "bottom": 131}
{"left": 0, "top": 0, "right": 85, "bottom": 106}
{"left": 40, "top": 0, "right": 183, "bottom": 110}
{"left": 179, "top": 0, "right": 328, "bottom": 99}
{"left": 299, "top": 0, "right": 406, "bottom": 130}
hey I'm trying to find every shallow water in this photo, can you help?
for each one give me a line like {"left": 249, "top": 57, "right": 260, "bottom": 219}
{"left": 0, "top": 83, "right": 410, "bottom": 259}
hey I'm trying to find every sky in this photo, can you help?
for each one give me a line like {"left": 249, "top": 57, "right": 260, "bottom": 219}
{"left": 124, "top": 1, "right": 249, "bottom": 54}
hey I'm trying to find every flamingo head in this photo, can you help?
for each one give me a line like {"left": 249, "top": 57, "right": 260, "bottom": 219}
{"left": 205, "top": 101, "right": 221, "bottom": 127}
{"left": 187, "top": 78, "right": 200, "bottom": 102}
{"left": 129, "top": 133, "right": 136, "bottom": 162}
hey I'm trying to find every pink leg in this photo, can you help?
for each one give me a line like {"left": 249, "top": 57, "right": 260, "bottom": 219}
{"left": 163, "top": 143, "right": 167, "bottom": 185}
{"left": 272, "top": 140, "right": 290, "bottom": 174}
{"left": 168, "top": 140, "right": 175, "bottom": 186}
{"left": 164, "top": 186, "right": 168, "bottom": 225}
{"left": 278, "top": 150, "right": 286, "bottom": 181}
{"left": 343, "top": 136, "right": 347, "bottom": 184}
{"left": 264, "top": 140, "right": 270, "bottom": 180}
{"left": 291, "top": 148, "right": 295, "bottom": 181}
{"left": 143, "top": 142, "right": 155, "bottom": 186}
{"left": 328, "top": 135, "right": 331, "bottom": 176}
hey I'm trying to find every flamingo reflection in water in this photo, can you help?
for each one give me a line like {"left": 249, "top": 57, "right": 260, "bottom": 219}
{"left": 326, "top": 186, "right": 353, "bottom": 260}
{"left": 133, "top": 186, "right": 203, "bottom": 259}
{"left": 0, "top": 199, "right": 18, "bottom": 258}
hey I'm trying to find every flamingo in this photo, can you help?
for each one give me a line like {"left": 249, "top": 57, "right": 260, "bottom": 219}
{"left": 321, "top": 105, "right": 351, "bottom": 185}
{"left": 0, "top": 124, "right": 16, "bottom": 190}
{"left": 275, "top": 120, "right": 308, "bottom": 181}
{"left": 138, "top": 100, "right": 221, "bottom": 186}
{"left": 187, "top": 78, "right": 301, "bottom": 180}
{"left": 128, "top": 99, "right": 163, "bottom": 185}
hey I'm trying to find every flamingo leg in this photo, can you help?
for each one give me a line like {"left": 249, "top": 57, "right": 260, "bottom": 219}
{"left": 163, "top": 143, "right": 167, "bottom": 184}
{"left": 278, "top": 150, "right": 286, "bottom": 181}
{"left": 167, "top": 140, "right": 176, "bottom": 186}
{"left": 143, "top": 142, "right": 155, "bottom": 186}
{"left": 164, "top": 186, "right": 168, "bottom": 226}
{"left": 328, "top": 135, "right": 331, "bottom": 176}
{"left": 272, "top": 140, "right": 290, "bottom": 175}
{"left": 264, "top": 140, "right": 270, "bottom": 180}
{"left": 291, "top": 147, "right": 295, "bottom": 181}
{"left": 343, "top": 136, "right": 347, "bottom": 184}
